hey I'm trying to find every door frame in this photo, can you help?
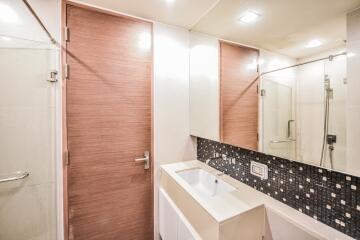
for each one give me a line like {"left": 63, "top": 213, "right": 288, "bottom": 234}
{"left": 61, "top": 2, "right": 154, "bottom": 239}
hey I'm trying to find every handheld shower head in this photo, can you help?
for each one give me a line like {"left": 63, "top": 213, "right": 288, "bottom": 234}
{"left": 324, "top": 75, "right": 333, "bottom": 99}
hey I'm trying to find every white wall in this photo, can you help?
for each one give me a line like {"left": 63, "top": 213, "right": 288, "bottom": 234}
{"left": 260, "top": 50, "right": 296, "bottom": 86}
{"left": 153, "top": 23, "right": 197, "bottom": 240}
{"left": 0, "top": 0, "right": 60, "bottom": 43}
{"left": 347, "top": 9, "right": 360, "bottom": 176}
{"left": 189, "top": 31, "right": 220, "bottom": 142}
{"left": 27, "top": 0, "right": 61, "bottom": 42}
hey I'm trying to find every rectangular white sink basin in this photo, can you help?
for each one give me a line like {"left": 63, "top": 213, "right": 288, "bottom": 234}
{"left": 177, "top": 168, "right": 236, "bottom": 198}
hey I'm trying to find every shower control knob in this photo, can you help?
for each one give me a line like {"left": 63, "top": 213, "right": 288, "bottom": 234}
{"left": 327, "top": 135, "right": 337, "bottom": 144}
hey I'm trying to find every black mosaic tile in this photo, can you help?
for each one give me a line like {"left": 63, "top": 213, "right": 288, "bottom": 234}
{"left": 197, "top": 137, "right": 360, "bottom": 239}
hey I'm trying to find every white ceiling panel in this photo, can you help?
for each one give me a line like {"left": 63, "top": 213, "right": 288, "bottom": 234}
{"left": 192, "top": 0, "right": 360, "bottom": 58}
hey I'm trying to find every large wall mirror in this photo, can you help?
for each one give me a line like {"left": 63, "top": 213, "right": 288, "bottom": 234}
{"left": 189, "top": 0, "right": 360, "bottom": 177}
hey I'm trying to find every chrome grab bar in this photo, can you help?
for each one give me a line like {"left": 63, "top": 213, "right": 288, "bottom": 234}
{"left": 270, "top": 139, "right": 296, "bottom": 144}
{"left": 0, "top": 171, "right": 30, "bottom": 183}
{"left": 287, "top": 120, "right": 294, "bottom": 138}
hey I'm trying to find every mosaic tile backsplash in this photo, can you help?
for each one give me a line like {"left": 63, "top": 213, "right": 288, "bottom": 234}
{"left": 197, "top": 137, "right": 360, "bottom": 239}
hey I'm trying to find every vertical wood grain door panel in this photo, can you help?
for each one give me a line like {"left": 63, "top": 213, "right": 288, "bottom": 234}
{"left": 66, "top": 5, "right": 153, "bottom": 240}
{"left": 220, "top": 42, "right": 259, "bottom": 150}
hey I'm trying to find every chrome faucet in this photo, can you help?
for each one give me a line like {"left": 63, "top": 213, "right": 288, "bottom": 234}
{"left": 206, "top": 152, "right": 222, "bottom": 165}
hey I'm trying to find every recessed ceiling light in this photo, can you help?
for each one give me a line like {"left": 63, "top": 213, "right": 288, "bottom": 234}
{"left": 0, "top": 3, "right": 19, "bottom": 23}
{"left": 0, "top": 36, "right": 12, "bottom": 41}
{"left": 305, "top": 39, "right": 323, "bottom": 48}
{"left": 238, "top": 11, "right": 261, "bottom": 24}
{"left": 165, "top": 0, "right": 175, "bottom": 4}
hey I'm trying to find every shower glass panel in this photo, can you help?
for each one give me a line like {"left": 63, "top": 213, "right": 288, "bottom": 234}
{"left": 0, "top": 36, "right": 58, "bottom": 240}
{"left": 295, "top": 61, "right": 327, "bottom": 167}
{"left": 296, "top": 56, "right": 347, "bottom": 171}
{"left": 262, "top": 77, "right": 295, "bottom": 160}
{"left": 261, "top": 53, "right": 347, "bottom": 173}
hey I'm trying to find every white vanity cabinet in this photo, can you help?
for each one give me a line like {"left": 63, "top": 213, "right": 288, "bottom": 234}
{"left": 159, "top": 188, "right": 198, "bottom": 240}
{"left": 177, "top": 218, "right": 195, "bottom": 240}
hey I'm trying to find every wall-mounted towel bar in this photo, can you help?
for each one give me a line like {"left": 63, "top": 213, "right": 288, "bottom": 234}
{"left": 270, "top": 139, "right": 296, "bottom": 144}
{"left": 0, "top": 171, "right": 30, "bottom": 184}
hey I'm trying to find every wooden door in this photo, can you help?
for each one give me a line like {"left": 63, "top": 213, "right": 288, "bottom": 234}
{"left": 220, "top": 41, "right": 259, "bottom": 150}
{"left": 66, "top": 5, "right": 153, "bottom": 240}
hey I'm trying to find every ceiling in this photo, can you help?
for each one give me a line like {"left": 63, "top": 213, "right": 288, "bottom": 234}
{"left": 2, "top": 0, "right": 359, "bottom": 56}
{"left": 75, "top": 0, "right": 360, "bottom": 58}
{"left": 192, "top": 0, "right": 360, "bottom": 58}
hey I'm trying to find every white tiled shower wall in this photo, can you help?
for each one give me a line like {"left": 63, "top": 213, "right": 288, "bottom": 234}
{"left": 347, "top": 8, "right": 360, "bottom": 176}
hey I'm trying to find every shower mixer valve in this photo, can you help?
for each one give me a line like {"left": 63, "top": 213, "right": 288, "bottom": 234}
{"left": 327, "top": 135, "right": 337, "bottom": 145}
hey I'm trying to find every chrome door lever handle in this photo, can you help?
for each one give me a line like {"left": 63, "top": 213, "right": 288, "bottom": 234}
{"left": 135, "top": 151, "right": 150, "bottom": 170}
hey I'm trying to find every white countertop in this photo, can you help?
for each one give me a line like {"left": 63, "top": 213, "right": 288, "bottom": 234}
{"left": 161, "top": 160, "right": 354, "bottom": 240}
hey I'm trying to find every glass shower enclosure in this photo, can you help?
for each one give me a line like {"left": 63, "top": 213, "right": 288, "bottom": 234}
{"left": 0, "top": 36, "right": 59, "bottom": 240}
{"left": 261, "top": 53, "right": 347, "bottom": 173}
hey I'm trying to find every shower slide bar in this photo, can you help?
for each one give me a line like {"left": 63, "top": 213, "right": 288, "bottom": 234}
{"left": 270, "top": 139, "right": 296, "bottom": 143}
{"left": 0, "top": 171, "right": 30, "bottom": 183}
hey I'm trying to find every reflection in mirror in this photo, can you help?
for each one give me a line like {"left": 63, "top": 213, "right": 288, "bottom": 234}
{"left": 260, "top": 51, "right": 347, "bottom": 172}
{"left": 189, "top": 1, "right": 360, "bottom": 177}
{"left": 261, "top": 76, "right": 295, "bottom": 160}
{"left": 220, "top": 41, "right": 259, "bottom": 151}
